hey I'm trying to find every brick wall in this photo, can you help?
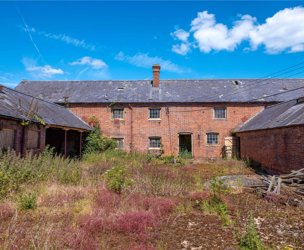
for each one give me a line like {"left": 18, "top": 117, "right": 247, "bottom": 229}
{"left": 69, "top": 103, "right": 264, "bottom": 158}
{"left": 237, "top": 125, "right": 304, "bottom": 173}
{"left": 0, "top": 117, "right": 46, "bottom": 155}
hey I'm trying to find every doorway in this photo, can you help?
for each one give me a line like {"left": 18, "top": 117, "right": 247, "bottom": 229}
{"left": 179, "top": 133, "right": 192, "bottom": 157}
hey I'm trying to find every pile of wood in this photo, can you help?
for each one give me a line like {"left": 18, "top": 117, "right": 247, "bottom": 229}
{"left": 261, "top": 168, "right": 304, "bottom": 196}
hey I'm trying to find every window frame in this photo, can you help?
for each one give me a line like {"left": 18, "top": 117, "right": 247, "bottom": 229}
{"left": 148, "top": 108, "right": 161, "bottom": 120}
{"left": 112, "top": 107, "right": 124, "bottom": 119}
{"left": 213, "top": 107, "right": 227, "bottom": 120}
{"left": 206, "top": 132, "right": 219, "bottom": 145}
{"left": 149, "top": 137, "right": 161, "bottom": 149}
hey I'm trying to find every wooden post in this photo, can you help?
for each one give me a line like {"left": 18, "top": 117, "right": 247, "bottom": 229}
{"left": 79, "top": 132, "right": 83, "bottom": 157}
{"left": 64, "top": 129, "right": 67, "bottom": 157}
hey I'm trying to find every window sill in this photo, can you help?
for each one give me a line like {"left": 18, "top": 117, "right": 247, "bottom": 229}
{"left": 148, "top": 118, "right": 161, "bottom": 121}
{"left": 213, "top": 118, "right": 227, "bottom": 120}
{"left": 206, "top": 144, "right": 220, "bottom": 147}
{"left": 148, "top": 147, "right": 161, "bottom": 150}
{"left": 112, "top": 118, "right": 125, "bottom": 121}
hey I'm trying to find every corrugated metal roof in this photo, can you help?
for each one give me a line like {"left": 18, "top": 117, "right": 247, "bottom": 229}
{"left": 0, "top": 86, "right": 91, "bottom": 131}
{"left": 236, "top": 98, "right": 304, "bottom": 132}
{"left": 16, "top": 79, "right": 304, "bottom": 104}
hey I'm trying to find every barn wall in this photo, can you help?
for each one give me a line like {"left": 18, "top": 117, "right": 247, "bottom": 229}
{"left": 237, "top": 125, "right": 304, "bottom": 173}
{"left": 0, "top": 117, "right": 46, "bottom": 155}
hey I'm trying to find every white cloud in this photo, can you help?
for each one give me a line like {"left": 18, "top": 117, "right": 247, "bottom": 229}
{"left": 171, "top": 29, "right": 191, "bottom": 55}
{"left": 172, "top": 43, "right": 191, "bottom": 56}
{"left": 41, "top": 32, "right": 96, "bottom": 51}
{"left": 172, "top": 6, "right": 304, "bottom": 55}
{"left": 22, "top": 58, "right": 64, "bottom": 78}
{"left": 249, "top": 7, "right": 304, "bottom": 53}
{"left": 70, "top": 56, "right": 108, "bottom": 69}
{"left": 171, "top": 29, "right": 190, "bottom": 43}
{"left": 115, "top": 52, "right": 186, "bottom": 73}
{"left": 21, "top": 26, "right": 96, "bottom": 51}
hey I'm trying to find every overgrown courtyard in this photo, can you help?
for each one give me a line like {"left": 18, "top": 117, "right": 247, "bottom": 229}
{"left": 0, "top": 149, "right": 303, "bottom": 250}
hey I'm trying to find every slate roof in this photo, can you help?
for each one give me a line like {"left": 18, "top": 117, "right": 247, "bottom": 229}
{"left": 0, "top": 86, "right": 91, "bottom": 131}
{"left": 236, "top": 98, "right": 304, "bottom": 133}
{"left": 16, "top": 79, "right": 304, "bottom": 104}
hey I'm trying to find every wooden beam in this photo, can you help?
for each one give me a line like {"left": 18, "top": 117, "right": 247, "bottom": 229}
{"left": 79, "top": 132, "right": 83, "bottom": 157}
{"left": 64, "top": 130, "right": 67, "bottom": 157}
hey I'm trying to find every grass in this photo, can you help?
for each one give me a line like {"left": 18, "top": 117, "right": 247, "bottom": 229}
{"left": 0, "top": 149, "right": 300, "bottom": 249}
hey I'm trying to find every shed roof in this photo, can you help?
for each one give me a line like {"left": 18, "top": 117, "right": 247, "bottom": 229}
{"left": 16, "top": 79, "right": 304, "bottom": 104}
{"left": 0, "top": 86, "right": 91, "bottom": 131}
{"left": 236, "top": 98, "right": 304, "bottom": 133}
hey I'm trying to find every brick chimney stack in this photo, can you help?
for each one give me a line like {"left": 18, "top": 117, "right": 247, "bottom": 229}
{"left": 0, "top": 85, "right": 4, "bottom": 92}
{"left": 152, "top": 64, "right": 161, "bottom": 88}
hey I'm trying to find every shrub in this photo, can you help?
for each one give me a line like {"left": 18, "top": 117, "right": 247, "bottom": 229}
{"left": 115, "top": 211, "right": 157, "bottom": 241}
{"left": 83, "top": 126, "right": 116, "bottom": 155}
{"left": 0, "top": 148, "right": 83, "bottom": 198}
{"left": 57, "top": 164, "right": 82, "bottom": 185}
{"left": 179, "top": 150, "right": 192, "bottom": 159}
{"left": 18, "top": 192, "right": 37, "bottom": 210}
{"left": 238, "top": 215, "right": 265, "bottom": 250}
{"left": 210, "top": 176, "right": 230, "bottom": 198}
{"left": 200, "top": 196, "right": 231, "bottom": 226}
{"left": 95, "top": 187, "right": 121, "bottom": 211}
{"left": 103, "top": 166, "right": 133, "bottom": 194}
{"left": 133, "top": 165, "right": 193, "bottom": 197}
{"left": 0, "top": 171, "right": 11, "bottom": 198}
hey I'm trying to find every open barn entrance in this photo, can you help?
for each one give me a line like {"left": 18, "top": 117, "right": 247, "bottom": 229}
{"left": 46, "top": 128, "right": 84, "bottom": 157}
{"left": 179, "top": 133, "right": 192, "bottom": 158}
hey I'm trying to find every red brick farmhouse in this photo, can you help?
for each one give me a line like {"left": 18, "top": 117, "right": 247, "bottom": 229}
{"left": 15, "top": 65, "right": 304, "bottom": 161}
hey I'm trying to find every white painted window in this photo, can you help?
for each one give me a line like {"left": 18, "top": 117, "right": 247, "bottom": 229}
{"left": 206, "top": 133, "right": 219, "bottom": 145}
{"left": 149, "top": 108, "right": 161, "bottom": 119}
{"left": 214, "top": 107, "right": 227, "bottom": 119}
{"left": 149, "top": 137, "right": 161, "bottom": 149}
{"left": 113, "top": 138, "right": 124, "bottom": 149}
{"left": 112, "top": 108, "right": 124, "bottom": 119}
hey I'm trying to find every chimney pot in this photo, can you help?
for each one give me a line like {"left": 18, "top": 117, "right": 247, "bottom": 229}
{"left": 152, "top": 64, "right": 161, "bottom": 88}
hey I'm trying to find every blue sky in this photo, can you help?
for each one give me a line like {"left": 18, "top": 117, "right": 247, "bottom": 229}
{"left": 1, "top": 1, "right": 304, "bottom": 87}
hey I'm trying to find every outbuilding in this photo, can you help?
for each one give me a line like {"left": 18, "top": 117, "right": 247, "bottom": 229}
{"left": 0, "top": 85, "right": 91, "bottom": 157}
{"left": 236, "top": 97, "right": 304, "bottom": 174}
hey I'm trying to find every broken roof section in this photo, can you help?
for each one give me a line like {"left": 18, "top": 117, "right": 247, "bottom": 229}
{"left": 16, "top": 79, "right": 304, "bottom": 104}
{"left": 236, "top": 97, "right": 304, "bottom": 133}
{"left": 0, "top": 86, "right": 91, "bottom": 131}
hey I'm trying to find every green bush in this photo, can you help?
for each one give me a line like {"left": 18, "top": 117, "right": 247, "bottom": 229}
{"left": 179, "top": 150, "right": 192, "bottom": 159}
{"left": 0, "top": 171, "right": 11, "bottom": 198}
{"left": 83, "top": 126, "right": 116, "bottom": 155}
{"left": 199, "top": 196, "right": 231, "bottom": 226}
{"left": 18, "top": 192, "right": 37, "bottom": 210}
{"left": 0, "top": 148, "right": 82, "bottom": 199}
{"left": 238, "top": 215, "right": 265, "bottom": 250}
{"left": 103, "top": 166, "right": 132, "bottom": 194}
{"left": 210, "top": 176, "right": 230, "bottom": 198}
{"left": 57, "top": 164, "right": 82, "bottom": 185}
